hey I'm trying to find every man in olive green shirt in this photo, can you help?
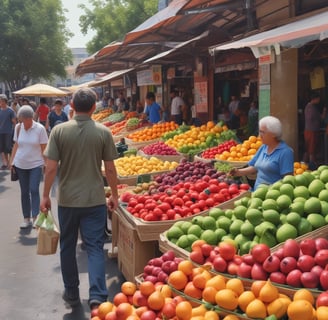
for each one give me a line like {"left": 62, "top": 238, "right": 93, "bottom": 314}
{"left": 40, "top": 88, "right": 119, "bottom": 310}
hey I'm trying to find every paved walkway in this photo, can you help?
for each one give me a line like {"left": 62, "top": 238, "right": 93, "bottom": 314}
{"left": 0, "top": 164, "right": 124, "bottom": 319}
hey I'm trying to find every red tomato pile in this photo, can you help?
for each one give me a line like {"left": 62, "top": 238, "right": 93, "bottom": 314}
{"left": 201, "top": 139, "right": 237, "bottom": 159}
{"left": 125, "top": 178, "right": 250, "bottom": 221}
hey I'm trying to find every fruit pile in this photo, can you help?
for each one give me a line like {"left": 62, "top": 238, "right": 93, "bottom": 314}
{"left": 200, "top": 140, "right": 238, "bottom": 159}
{"left": 294, "top": 161, "right": 309, "bottom": 175}
{"left": 126, "top": 122, "right": 178, "bottom": 142}
{"left": 140, "top": 141, "right": 179, "bottom": 156}
{"left": 167, "top": 166, "right": 328, "bottom": 254}
{"left": 114, "top": 155, "right": 178, "bottom": 176}
{"left": 215, "top": 135, "right": 262, "bottom": 162}
{"left": 165, "top": 121, "right": 236, "bottom": 156}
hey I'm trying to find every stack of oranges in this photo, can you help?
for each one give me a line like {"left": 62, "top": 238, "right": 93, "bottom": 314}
{"left": 126, "top": 122, "right": 178, "bottom": 142}
{"left": 294, "top": 161, "right": 309, "bottom": 175}
{"left": 215, "top": 135, "right": 262, "bottom": 162}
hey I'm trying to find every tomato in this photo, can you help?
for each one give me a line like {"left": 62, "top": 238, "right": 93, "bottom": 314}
{"left": 205, "top": 198, "right": 215, "bottom": 208}
{"left": 192, "top": 208, "right": 201, "bottom": 214}
{"left": 144, "top": 213, "right": 156, "bottom": 221}
{"left": 228, "top": 184, "right": 240, "bottom": 195}
{"left": 239, "top": 183, "right": 250, "bottom": 190}
{"left": 173, "top": 197, "right": 184, "bottom": 207}
{"left": 160, "top": 214, "right": 169, "bottom": 221}
{"left": 212, "top": 193, "right": 225, "bottom": 203}
{"left": 183, "top": 182, "right": 191, "bottom": 189}
{"left": 128, "top": 199, "right": 138, "bottom": 207}
{"left": 135, "top": 203, "right": 144, "bottom": 211}
{"left": 174, "top": 213, "right": 182, "bottom": 220}
{"left": 218, "top": 182, "right": 229, "bottom": 189}
{"left": 190, "top": 192, "right": 199, "bottom": 201}
{"left": 198, "top": 199, "right": 206, "bottom": 210}
{"left": 209, "top": 184, "right": 219, "bottom": 193}
{"left": 198, "top": 192, "right": 208, "bottom": 200}
{"left": 176, "top": 189, "right": 186, "bottom": 198}
{"left": 167, "top": 209, "right": 176, "bottom": 219}
{"left": 181, "top": 206, "right": 191, "bottom": 217}
{"left": 182, "top": 195, "right": 190, "bottom": 202}
{"left": 184, "top": 200, "right": 194, "bottom": 207}
{"left": 158, "top": 202, "right": 170, "bottom": 212}
{"left": 153, "top": 208, "right": 163, "bottom": 217}
{"left": 145, "top": 202, "right": 157, "bottom": 211}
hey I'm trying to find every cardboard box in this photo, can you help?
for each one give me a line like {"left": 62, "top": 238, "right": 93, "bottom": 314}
{"left": 115, "top": 208, "right": 158, "bottom": 282}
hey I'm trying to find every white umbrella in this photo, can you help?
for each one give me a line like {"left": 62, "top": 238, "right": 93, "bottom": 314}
{"left": 13, "top": 83, "right": 68, "bottom": 97}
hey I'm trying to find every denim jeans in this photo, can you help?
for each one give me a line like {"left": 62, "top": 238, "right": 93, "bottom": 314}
{"left": 58, "top": 205, "right": 107, "bottom": 304}
{"left": 16, "top": 166, "right": 43, "bottom": 219}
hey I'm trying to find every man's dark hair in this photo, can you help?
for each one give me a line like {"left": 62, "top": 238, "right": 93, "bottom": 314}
{"left": 310, "top": 92, "right": 320, "bottom": 100}
{"left": 73, "top": 87, "right": 96, "bottom": 112}
{"left": 40, "top": 97, "right": 47, "bottom": 104}
{"left": 146, "top": 92, "right": 155, "bottom": 100}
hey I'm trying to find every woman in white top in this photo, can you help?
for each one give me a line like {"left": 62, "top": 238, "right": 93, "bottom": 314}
{"left": 10, "top": 105, "right": 48, "bottom": 229}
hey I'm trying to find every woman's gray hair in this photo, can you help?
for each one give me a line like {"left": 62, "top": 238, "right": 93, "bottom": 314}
{"left": 17, "top": 105, "right": 34, "bottom": 119}
{"left": 259, "top": 116, "right": 282, "bottom": 140}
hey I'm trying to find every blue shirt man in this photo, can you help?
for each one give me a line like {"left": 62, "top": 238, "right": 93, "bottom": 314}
{"left": 144, "top": 92, "right": 162, "bottom": 124}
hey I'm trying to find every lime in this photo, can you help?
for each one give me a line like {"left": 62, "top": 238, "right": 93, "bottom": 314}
{"left": 318, "top": 165, "right": 328, "bottom": 172}
{"left": 202, "top": 216, "right": 217, "bottom": 230}
{"left": 252, "top": 185, "right": 269, "bottom": 200}
{"left": 234, "top": 234, "right": 251, "bottom": 247}
{"left": 260, "top": 230, "right": 277, "bottom": 248}
{"left": 304, "top": 197, "right": 322, "bottom": 214}
{"left": 271, "top": 181, "right": 283, "bottom": 190}
{"left": 173, "top": 221, "right": 185, "bottom": 229}
{"left": 200, "top": 229, "right": 218, "bottom": 245}
{"left": 176, "top": 235, "right": 190, "bottom": 248}
{"left": 233, "top": 205, "right": 248, "bottom": 220}
{"left": 265, "top": 189, "right": 280, "bottom": 200}
{"left": 307, "top": 213, "right": 326, "bottom": 229}
{"left": 246, "top": 208, "right": 263, "bottom": 226}
{"left": 308, "top": 179, "right": 325, "bottom": 197}
{"left": 297, "top": 218, "right": 313, "bottom": 235}
{"left": 286, "top": 212, "right": 302, "bottom": 227}
{"left": 225, "top": 209, "right": 234, "bottom": 219}
{"left": 208, "top": 207, "right": 225, "bottom": 220}
{"left": 321, "top": 201, "right": 328, "bottom": 217}
{"left": 255, "top": 221, "right": 276, "bottom": 237}
{"left": 180, "top": 221, "right": 193, "bottom": 234}
{"left": 229, "top": 219, "right": 244, "bottom": 236}
{"left": 320, "top": 169, "right": 328, "bottom": 183}
{"left": 325, "top": 215, "right": 328, "bottom": 223}
{"left": 187, "top": 224, "right": 203, "bottom": 238}
{"left": 240, "top": 220, "right": 255, "bottom": 237}
{"left": 221, "top": 234, "right": 234, "bottom": 242}
{"left": 293, "top": 196, "right": 307, "bottom": 204}
{"left": 276, "top": 224, "right": 298, "bottom": 243}
{"left": 262, "top": 199, "right": 279, "bottom": 211}
{"left": 319, "top": 189, "right": 328, "bottom": 202}
{"left": 289, "top": 201, "right": 305, "bottom": 217}
{"left": 302, "top": 171, "right": 315, "bottom": 185}
{"left": 187, "top": 233, "right": 199, "bottom": 244}
{"left": 167, "top": 226, "right": 184, "bottom": 240}
{"left": 280, "top": 214, "right": 287, "bottom": 224}
{"left": 248, "top": 197, "right": 263, "bottom": 209}
{"left": 215, "top": 228, "right": 227, "bottom": 242}
{"left": 170, "top": 238, "right": 178, "bottom": 244}
{"left": 279, "top": 183, "right": 294, "bottom": 199}
{"left": 282, "top": 175, "right": 295, "bottom": 186}
{"left": 239, "top": 241, "right": 253, "bottom": 255}
{"left": 293, "top": 186, "right": 310, "bottom": 199}
{"left": 262, "top": 209, "right": 280, "bottom": 224}
{"left": 276, "top": 194, "right": 292, "bottom": 210}
{"left": 216, "top": 216, "right": 232, "bottom": 232}
{"left": 192, "top": 216, "right": 204, "bottom": 227}
{"left": 241, "top": 196, "right": 251, "bottom": 207}
{"left": 294, "top": 174, "right": 309, "bottom": 187}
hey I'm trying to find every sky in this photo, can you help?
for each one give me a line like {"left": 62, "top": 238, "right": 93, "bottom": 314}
{"left": 62, "top": 1, "right": 96, "bottom": 48}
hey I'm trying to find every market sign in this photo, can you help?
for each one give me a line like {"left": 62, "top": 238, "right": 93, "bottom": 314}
{"left": 152, "top": 65, "right": 162, "bottom": 85}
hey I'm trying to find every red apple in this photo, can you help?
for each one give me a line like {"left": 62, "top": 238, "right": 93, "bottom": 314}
{"left": 286, "top": 269, "right": 302, "bottom": 287}
{"left": 152, "top": 257, "right": 163, "bottom": 267}
{"left": 218, "top": 242, "right": 236, "bottom": 261}
{"left": 161, "top": 261, "right": 171, "bottom": 274}
{"left": 213, "top": 255, "right": 227, "bottom": 273}
{"left": 316, "top": 291, "right": 328, "bottom": 307}
{"left": 144, "top": 265, "right": 154, "bottom": 275}
{"left": 300, "top": 272, "right": 319, "bottom": 288}
{"left": 237, "top": 262, "right": 252, "bottom": 278}
{"left": 157, "top": 271, "right": 168, "bottom": 283}
{"left": 144, "top": 275, "right": 157, "bottom": 284}
{"left": 315, "top": 238, "right": 328, "bottom": 251}
{"left": 233, "top": 255, "right": 243, "bottom": 265}
{"left": 140, "top": 310, "right": 157, "bottom": 320}
{"left": 201, "top": 243, "right": 213, "bottom": 257}
{"left": 227, "top": 261, "right": 239, "bottom": 275}
{"left": 251, "top": 244, "right": 271, "bottom": 263}
{"left": 189, "top": 250, "right": 205, "bottom": 265}
{"left": 242, "top": 253, "right": 255, "bottom": 266}
{"left": 251, "top": 263, "right": 268, "bottom": 280}
{"left": 162, "top": 250, "right": 175, "bottom": 262}
{"left": 320, "top": 270, "right": 328, "bottom": 290}
{"left": 315, "top": 249, "right": 328, "bottom": 268}
{"left": 311, "top": 265, "right": 323, "bottom": 278}
{"left": 133, "top": 291, "right": 148, "bottom": 307}
{"left": 161, "top": 302, "right": 176, "bottom": 318}
{"left": 263, "top": 255, "right": 281, "bottom": 273}
{"left": 300, "top": 238, "right": 317, "bottom": 256}
{"left": 169, "top": 261, "right": 178, "bottom": 273}
{"left": 270, "top": 271, "right": 286, "bottom": 284}
{"left": 280, "top": 256, "right": 297, "bottom": 275}
{"left": 283, "top": 239, "right": 300, "bottom": 259}
{"left": 272, "top": 247, "right": 284, "bottom": 260}
{"left": 297, "top": 255, "right": 316, "bottom": 272}
{"left": 152, "top": 267, "right": 162, "bottom": 277}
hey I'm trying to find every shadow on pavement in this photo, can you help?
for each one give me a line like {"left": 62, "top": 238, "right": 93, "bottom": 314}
{"left": 63, "top": 304, "right": 89, "bottom": 320}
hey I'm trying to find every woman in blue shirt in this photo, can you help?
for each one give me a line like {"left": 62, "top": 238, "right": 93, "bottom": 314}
{"left": 144, "top": 92, "right": 162, "bottom": 124}
{"left": 231, "top": 116, "right": 294, "bottom": 189}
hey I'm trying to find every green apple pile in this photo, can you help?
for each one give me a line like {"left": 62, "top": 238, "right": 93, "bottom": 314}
{"left": 166, "top": 165, "right": 328, "bottom": 254}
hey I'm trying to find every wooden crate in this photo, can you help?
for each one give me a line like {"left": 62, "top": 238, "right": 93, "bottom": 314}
{"left": 137, "top": 150, "right": 186, "bottom": 163}
{"left": 158, "top": 232, "right": 190, "bottom": 259}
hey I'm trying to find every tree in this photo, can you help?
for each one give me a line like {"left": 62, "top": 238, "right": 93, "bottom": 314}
{"left": 0, "top": 0, "right": 72, "bottom": 91}
{"left": 79, "top": 0, "right": 158, "bottom": 54}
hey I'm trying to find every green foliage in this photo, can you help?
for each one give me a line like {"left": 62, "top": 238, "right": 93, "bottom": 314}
{"left": 0, "top": 0, "right": 72, "bottom": 90}
{"left": 79, "top": 0, "right": 158, "bottom": 54}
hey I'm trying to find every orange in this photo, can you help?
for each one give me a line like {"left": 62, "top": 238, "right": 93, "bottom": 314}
{"left": 202, "top": 286, "right": 217, "bottom": 304}
{"left": 176, "top": 301, "right": 193, "bottom": 320}
{"left": 258, "top": 280, "right": 279, "bottom": 303}
{"left": 293, "top": 288, "right": 314, "bottom": 305}
{"left": 205, "top": 274, "right": 226, "bottom": 291}
{"left": 126, "top": 315, "right": 140, "bottom": 320}
{"left": 222, "top": 315, "right": 239, "bottom": 320}
{"left": 191, "top": 239, "right": 206, "bottom": 251}
{"left": 225, "top": 278, "right": 244, "bottom": 296}
{"left": 178, "top": 260, "right": 194, "bottom": 276}
{"left": 97, "top": 301, "right": 114, "bottom": 319}
{"left": 317, "top": 306, "right": 328, "bottom": 320}
{"left": 246, "top": 298, "right": 267, "bottom": 318}
{"left": 205, "top": 310, "right": 220, "bottom": 320}
{"left": 249, "top": 135, "right": 257, "bottom": 143}
{"left": 121, "top": 281, "right": 137, "bottom": 296}
{"left": 295, "top": 168, "right": 304, "bottom": 175}
{"left": 251, "top": 280, "right": 266, "bottom": 297}
{"left": 168, "top": 270, "right": 188, "bottom": 290}
{"left": 157, "top": 284, "right": 172, "bottom": 298}
{"left": 238, "top": 290, "right": 256, "bottom": 312}
{"left": 267, "top": 297, "right": 289, "bottom": 318}
{"left": 184, "top": 281, "right": 202, "bottom": 300}
{"left": 192, "top": 273, "right": 208, "bottom": 289}
{"left": 287, "top": 299, "right": 314, "bottom": 320}
{"left": 115, "top": 302, "right": 134, "bottom": 320}
{"left": 139, "top": 281, "right": 155, "bottom": 297}
{"left": 147, "top": 290, "right": 165, "bottom": 311}
{"left": 215, "top": 288, "right": 239, "bottom": 310}
{"left": 294, "top": 162, "right": 301, "bottom": 168}
{"left": 191, "top": 304, "right": 207, "bottom": 317}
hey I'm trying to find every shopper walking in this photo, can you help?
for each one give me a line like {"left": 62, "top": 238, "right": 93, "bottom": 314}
{"left": 10, "top": 105, "right": 48, "bottom": 228}
{"left": 170, "top": 89, "right": 184, "bottom": 125}
{"left": 0, "top": 94, "right": 16, "bottom": 169}
{"left": 46, "top": 99, "right": 68, "bottom": 132}
{"left": 40, "top": 87, "right": 119, "bottom": 310}
{"left": 34, "top": 97, "right": 50, "bottom": 126}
